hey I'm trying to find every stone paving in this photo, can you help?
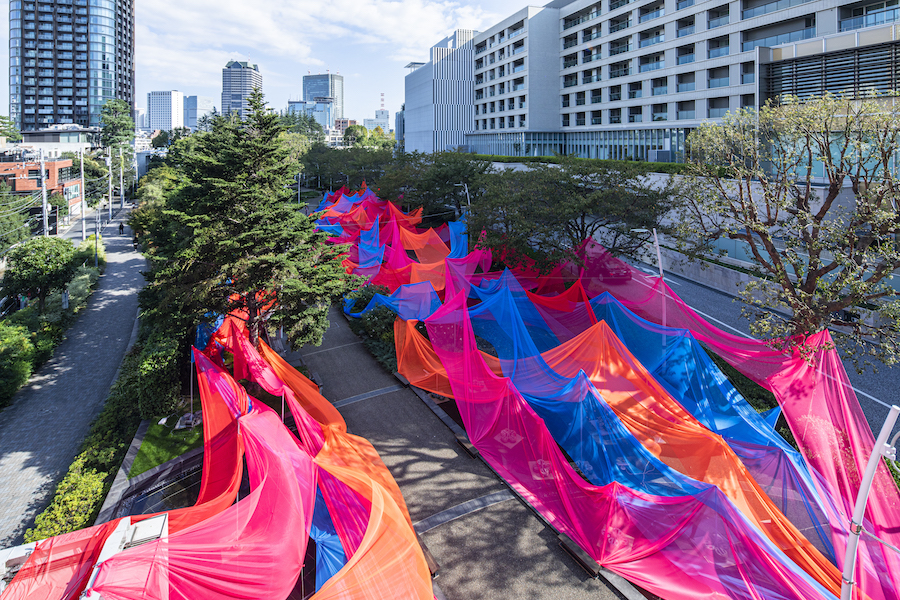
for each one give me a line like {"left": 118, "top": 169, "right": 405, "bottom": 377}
{"left": 0, "top": 210, "right": 143, "bottom": 546}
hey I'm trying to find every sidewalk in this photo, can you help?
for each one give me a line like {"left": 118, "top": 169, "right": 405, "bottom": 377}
{"left": 288, "top": 306, "right": 633, "bottom": 600}
{"left": 0, "top": 209, "right": 143, "bottom": 546}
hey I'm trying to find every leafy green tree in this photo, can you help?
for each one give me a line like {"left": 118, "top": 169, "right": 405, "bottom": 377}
{"left": 2, "top": 236, "right": 77, "bottom": 313}
{"left": 0, "top": 182, "right": 32, "bottom": 254}
{"left": 344, "top": 124, "right": 368, "bottom": 147}
{"left": 675, "top": 92, "right": 900, "bottom": 368}
{"left": 150, "top": 130, "right": 169, "bottom": 149}
{"left": 196, "top": 108, "right": 218, "bottom": 133}
{"left": 142, "top": 89, "right": 354, "bottom": 348}
{"left": 0, "top": 115, "right": 22, "bottom": 142}
{"left": 468, "top": 157, "right": 673, "bottom": 272}
{"left": 280, "top": 111, "right": 325, "bottom": 142}
{"left": 48, "top": 191, "right": 68, "bottom": 219}
{"left": 99, "top": 99, "right": 135, "bottom": 148}
{"left": 62, "top": 151, "right": 108, "bottom": 207}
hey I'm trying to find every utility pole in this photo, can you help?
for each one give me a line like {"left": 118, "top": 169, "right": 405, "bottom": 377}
{"left": 39, "top": 148, "right": 48, "bottom": 236}
{"left": 119, "top": 146, "right": 124, "bottom": 209}
{"left": 106, "top": 149, "right": 112, "bottom": 222}
{"left": 80, "top": 148, "right": 86, "bottom": 241}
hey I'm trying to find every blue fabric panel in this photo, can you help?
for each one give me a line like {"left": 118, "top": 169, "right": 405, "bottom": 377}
{"left": 310, "top": 487, "right": 348, "bottom": 591}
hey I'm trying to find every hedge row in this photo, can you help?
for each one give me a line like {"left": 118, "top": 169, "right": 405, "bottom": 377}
{"left": 24, "top": 327, "right": 181, "bottom": 541}
{"left": 0, "top": 237, "right": 105, "bottom": 410}
{"left": 470, "top": 153, "right": 690, "bottom": 175}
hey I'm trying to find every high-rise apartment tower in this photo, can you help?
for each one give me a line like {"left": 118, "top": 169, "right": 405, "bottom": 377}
{"left": 9, "top": 0, "right": 135, "bottom": 131}
{"left": 221, "top": 61, "right": 262, "bottom": 120}
{"left": 302, "top": 73, "right": 344, "bottom": 120}
{"left": 147, "top": 90, "right": 184, "bottom": 131}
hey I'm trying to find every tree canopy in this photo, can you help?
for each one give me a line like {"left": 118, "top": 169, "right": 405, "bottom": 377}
{"left": 138, "top": 89, "right": 353, "bottom": 348}
{"left": 99, "top": 99, "right": 135, "bottom": 148}
{"left": 0, "top": 182, "right": 31, "bottom": 255}
{"left": 0, "top": 115, "right": 21, "bottom": 142}
{"left": 675, "top": 91, "right": 900, "bottom": 368}
{"left": 467, "top": 157, "right": 674, "bottom": 272}
{"left": 2, "top": 236, "right": 77, "bottom": 313}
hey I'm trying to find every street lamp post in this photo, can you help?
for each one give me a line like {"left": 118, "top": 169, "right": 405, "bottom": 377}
{"left": 105, "top": 150, "right": 112, "bottom": 222}
{"left": 633, "top": 227, "right": 666, "bottom": 331}
{"left": 39, "top": 148, "right": 49, "bottom": 236}
{"left": 80, "top": 148, "right": 86, "bottom": 241}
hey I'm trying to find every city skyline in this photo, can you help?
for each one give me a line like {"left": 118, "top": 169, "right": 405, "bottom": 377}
{"left": 3, "top": 0, "right": 536, "bottom": 128}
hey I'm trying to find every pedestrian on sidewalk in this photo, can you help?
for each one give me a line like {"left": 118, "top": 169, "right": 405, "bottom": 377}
{"left": 119, "top": 222, "right": 124, "bottom": 235}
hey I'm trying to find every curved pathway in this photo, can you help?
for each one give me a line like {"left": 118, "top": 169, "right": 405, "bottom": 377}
{"left": 0, "top": 210, "right": 143, "bottom": 546}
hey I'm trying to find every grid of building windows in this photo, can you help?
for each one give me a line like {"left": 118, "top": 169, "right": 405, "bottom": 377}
{"left": 9, "top": 0, "right": 133, "bottom": 131}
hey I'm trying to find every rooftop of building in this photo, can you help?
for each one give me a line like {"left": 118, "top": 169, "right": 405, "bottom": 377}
{"left": 225, "top": 61, "right": 259, "bottom": 71}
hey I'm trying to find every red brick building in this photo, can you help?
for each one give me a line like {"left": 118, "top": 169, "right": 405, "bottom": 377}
{"left": 0, "top": 154, "right": 83, "bottom": 216}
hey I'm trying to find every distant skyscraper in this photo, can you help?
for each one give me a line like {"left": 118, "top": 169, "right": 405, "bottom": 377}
{"left": 134, "top": 107, "right": 145, "bottom": 130}
{"left": 147, "top": 91, "right": 184, "bottom": 131}
{"left": 9, "top": 0, "right": 135, "bottom": 131}
{"left": 303, "top": 74, "right": 344, "bottom": 120}
{"left": 287, "top": 97, "right": 334, "bottom": 130}
{"left": 184, "top": 96, "right": 215, "bottom": 131}
{"left": 222, "top": 61, "right": 262, "bottom": 120}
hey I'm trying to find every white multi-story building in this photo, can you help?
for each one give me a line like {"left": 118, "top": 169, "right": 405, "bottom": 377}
{"left": 147, "top": 91, "right": 184, "bottom": 131}
{"left": 410, "top": 0, "right": 900, "bottom": 161}
{"left": 222, "top": 61, "right": 263, "bottom": 120}
{"left": 404, "top": 29, "right": 478, "bottom": 153}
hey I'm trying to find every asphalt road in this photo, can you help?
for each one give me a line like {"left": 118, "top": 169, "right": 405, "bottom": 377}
{"left": 647, "top": 266, "right": 900, "bottom": 439}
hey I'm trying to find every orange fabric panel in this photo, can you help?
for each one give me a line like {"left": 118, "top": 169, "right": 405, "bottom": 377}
{"left": 311, "top": 462, "right": 433, "bottom": 600}
{"left": 258, "top": 340, "right": 347, "bottom": 432}
{"left": 395, "top": 318, "right": 844, "bottom": 597}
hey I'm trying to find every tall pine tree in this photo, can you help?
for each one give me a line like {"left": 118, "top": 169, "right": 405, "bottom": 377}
{"left": 144, "top": 90, "right": 352, "bottom": 348}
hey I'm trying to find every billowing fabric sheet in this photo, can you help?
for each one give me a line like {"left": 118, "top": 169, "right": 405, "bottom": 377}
{"left": 423, "top": 292, "right": 838, "bottom": 600}
{"left": 0, "top": 521, "right": 121, "bottom": 600}
{"left": 343, "top": 281, "right": 442, "bottom": 321}
{"left": 317, "top": 190, "right": 900, "bottom": 599}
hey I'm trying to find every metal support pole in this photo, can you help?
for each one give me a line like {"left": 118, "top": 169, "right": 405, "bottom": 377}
{"left": 281, "top": 392, "right": 285, "bottom": 423}
{"left": 80, "top": 148, "right": 86, "bottom": 241}
{"left": 119, "top": 147, "right": 124, "bottom": 209}
{"left": 106, "top": 150, "right": 112, "bottom": 222}
{"left": 652, "top": 228, "right": 663, "bottom": 280}
{"left": 840, "top": 404, "right": 900, "bottom": 600}
{"left": 39, "top": 149, "right": 48, "bottom": 236}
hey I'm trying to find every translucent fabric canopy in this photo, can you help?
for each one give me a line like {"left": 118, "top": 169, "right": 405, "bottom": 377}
{"left": 319, "top": 188, "right": 900, "bottom": 600}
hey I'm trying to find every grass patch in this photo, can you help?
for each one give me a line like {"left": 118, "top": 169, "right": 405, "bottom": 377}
{"left": 128, "top": 420, "right": 203, "bottom": 478}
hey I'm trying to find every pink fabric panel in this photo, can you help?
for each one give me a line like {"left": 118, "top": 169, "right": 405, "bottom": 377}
{"left": 88, "top": 408, "right": 317, "bottom": 600}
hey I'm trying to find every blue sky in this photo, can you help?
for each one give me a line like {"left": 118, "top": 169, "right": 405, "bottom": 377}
{"left": 2, "top": 0, "right": 537, "bottom": 127}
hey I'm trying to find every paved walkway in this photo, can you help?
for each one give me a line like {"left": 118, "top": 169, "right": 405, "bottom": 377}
{"left": 288, "top": 306, "right": 630, "bottom": 600}
{"left": 0, "top": 210, "right": 142, "bottom": 546}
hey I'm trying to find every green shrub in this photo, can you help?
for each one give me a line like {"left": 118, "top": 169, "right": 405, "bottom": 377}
{"left": 25, "top": 347, "right": 145, "bottom": 540}
{"left": 25, "top": 456, "right": 105, "bottom": 542}
{"left": 73, "top": 235, "right": 106, "bottom": 269}
{"left": 0, "top": 322, "right": 35, "bottom": 408}
{"left": 345, "top": 285, "right": 398, "bottom": 373}
{"left": 136, "top": 333, "right": 181, "bottom": 419}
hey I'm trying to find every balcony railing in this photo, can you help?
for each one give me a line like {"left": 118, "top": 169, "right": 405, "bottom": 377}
{"left": 610, "top": 44, "right": 632, "bottom": 55}
{"left": 609, "top": 20, "right": 631, "bottom": 32}
{"left": 592, "top": 116, "right": 602, "bottom": 124}
{"left": 640, "top": 34, "right": 664, "bottom": 47}
{"left": 564, "top": 11, "right": 601, "bottom": 29}
{"left": 584, "top": 30, "right": 602, "bottom": 42}
{"left": 564, "top": 58, "right": 578, "bottom": 68}
{"left": 509, "top": 28, "right": 524, "bottom": 39}
{"left": 677, "top": 82, "right": 695, "bottom": 92}
{"left": 652, "top": 112, "right": 668, "bottom": 121}
{"left": 839, "top": 8, "right": 899, "bottom": 31}
{"left": 639, "top": 8, "right": 664, "bottom": 23}
{"left": 708, "top": 76, "right": 729, "bottom": 88}
{"left": 708, "top": 15, "right": 730, "bottom": 28}
{"left": 583, "top": 52, "right": 602, "bottom": 63}
{"left": 591, "top": 95, "right": 602, "bottom": 103}
{"left": 629, "top": 90, "right": 642, "bottom": 98}
{"left": 742, "top": 0, "right": 813, "bottom": 20}
{"left": 583, "top": 75, "right": 601, "bottom": 83}
{"left": 513, "top": 64, "right": 525, "bottom": 73}
{"left": 677, "top": 25, "right": 695, "bottom": 37}
{"left": 677, "top": 110, "right": 696, "bottom": 119}
{"left": 610, "top": 67, "right": 631, "bottom": 78}
{"left": 610, "top": 0, "right": 630, "bottom": 10}
{"left": 639, "top": 60, "right": 664, "bottom": 72}
{"left": 708, "top": 45, "right": 729, "bottom": 58}
{"left": 677, "top": 53, "right": 695, "bottom": 64}
{"left": 609, "top": 92, "right": 622, "bottom": 101}
{"left": 741, "top": 72, "right": 755, "bottom": 84}
{"left": 676, "top": 0, "right": 694, "bottom": 9}
{"left": 564, "top": 38, "right": 579, "bottom": 49}
{"left": 512, "top": 45, "right": 525, "bottom": 55}
{"left": 742, "top": 26, "right": 815, "bottom": 50}
{"left": 709, "top": 107, "right": 728, "bottom": 118}
{"left": 610, "top": 114, "right": 622, "bottom": 123}
{"left": 629, "top": 114, "right": 643, "bottom": 122}
{"left": 564, "top": 79, "right": 578, "bottom": 88}
{"left": 576, "top": 117, "right": 586, "bottom": 125}
{"left": 652, "top": 85, "right": 667, "bottom": 95}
